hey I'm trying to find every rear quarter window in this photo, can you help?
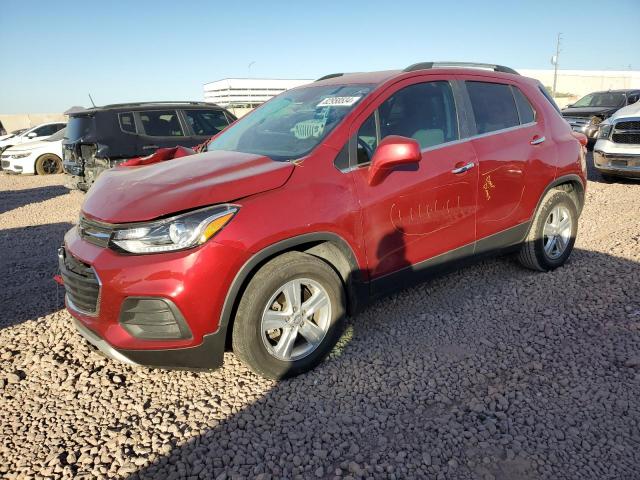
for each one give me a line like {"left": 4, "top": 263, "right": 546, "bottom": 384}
{"left": 511, "top": 86, "right": 536, "bottom": 124}
{"left": 466, "top": 81, "right": 520, "bottom": 134}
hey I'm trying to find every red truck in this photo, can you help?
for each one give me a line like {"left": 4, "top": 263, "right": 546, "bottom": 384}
{"left": 59, "top": 62, "right": 587, "bottom": 379}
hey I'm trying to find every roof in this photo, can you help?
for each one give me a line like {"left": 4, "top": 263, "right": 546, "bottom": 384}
{"left": 587, "top": 89, "right": 640, "bottom": 94}
{"left": 65, "top": 101, "right": 225, "bottom": 116}
{"left": 312, "top": 67, "right": 524, "bottom": 88}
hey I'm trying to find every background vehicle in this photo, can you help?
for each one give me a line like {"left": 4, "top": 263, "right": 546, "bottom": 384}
{"left": 0, "top": 122, "right": 66, "bottom": 154}
{"left": 594, "top": 101, "right": 640, "bottom": 180}
{"left": 561, "top": 89, "right": 640, "bottom": 143}
{"left": 1, "top": 127, "right": 66, "bottom": 175}
{"left": 59, "top": 62, "right": 587, "bottom": 379}
{"left": 62, "top": 102, "right": 237, "bottom": 190}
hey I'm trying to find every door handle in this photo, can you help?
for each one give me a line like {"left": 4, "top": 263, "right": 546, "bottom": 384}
{"left": 142, "top": 145, "right": 159, "bottom": 150}
{"left": 530, "top": 136, "right": 546, "bottom": 145}
{"left": 451, "top": 162, "right": 475, "bottom": 174}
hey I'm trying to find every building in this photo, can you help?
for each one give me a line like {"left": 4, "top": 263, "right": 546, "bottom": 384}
{"left": 204, "top": 78, "right": 313, "bottom": 117}
{"left": 519, "top": 69, "right": 640, "bottom": 108}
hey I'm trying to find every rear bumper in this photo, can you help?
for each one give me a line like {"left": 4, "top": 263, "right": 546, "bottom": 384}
{"left": 72, "top": 316, "right": 226, "bottom": 370}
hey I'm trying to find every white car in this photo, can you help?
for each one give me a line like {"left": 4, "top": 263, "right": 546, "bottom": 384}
{"left": 594, "top": 102, "right": 640, "bottom": 180}
{"left": 1, "top": 128, "right": 66, "bottom": 175}
{"left": 0, "top": 122, "right": 66, "bottom": 153}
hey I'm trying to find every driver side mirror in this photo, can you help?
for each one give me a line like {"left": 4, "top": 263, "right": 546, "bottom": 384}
{"left": 26, "top": 132, "right": 37, "bottom": 138}
{"left": 368, "top": 135, "right": 421, "bottom": 186}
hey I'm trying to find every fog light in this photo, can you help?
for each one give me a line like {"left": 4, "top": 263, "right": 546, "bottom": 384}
{"left": 119, "top": 297, "right": 192, "bottom": 340}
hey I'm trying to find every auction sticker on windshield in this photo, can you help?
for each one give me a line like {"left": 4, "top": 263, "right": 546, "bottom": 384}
{"left": 317, "top": 96, "right": 362, "bottom": 107}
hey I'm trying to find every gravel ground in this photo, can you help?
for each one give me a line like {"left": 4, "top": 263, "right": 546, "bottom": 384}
{"left": 1, "top": 158, "right": 639, "bottom": 480}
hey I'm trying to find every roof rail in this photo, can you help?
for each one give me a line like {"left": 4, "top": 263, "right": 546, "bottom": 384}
{"left": 315, "top": 73, "right": 344, "bottom": 82}
{"left": 99, "top": 101, "right": 216, "bottom": 109}
{"left": 403, "top": 62, "right": 519, "bottom": 75}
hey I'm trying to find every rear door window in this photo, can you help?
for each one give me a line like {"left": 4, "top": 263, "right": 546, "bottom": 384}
{"left": 466, "top": 81, "right": 520, "bottom": 134}
{"left": 183, "top": 109, "right": 230, "bottom": 136}
{"left": 139, "top": 110, "right": 184, "bottom": 137}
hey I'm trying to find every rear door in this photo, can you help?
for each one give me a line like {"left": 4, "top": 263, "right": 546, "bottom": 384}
{"left": 346, "top": 77, "right": 479, "bottom": 290}
{"left": 461, "top": 78, "right": 550, "bottom": 246}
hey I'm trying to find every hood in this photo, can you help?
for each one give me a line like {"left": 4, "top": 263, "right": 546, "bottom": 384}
{"left": 82, "top": 150, "right": 295, "bottom": 223}
{"left": 607, "top": 101, "right": 640, "bottom": 122}
{"left": 561, "top": 106, "right": 618, "bottom": 118}
{"left": 4, "top": 139, "right": 52, "bottom": 152}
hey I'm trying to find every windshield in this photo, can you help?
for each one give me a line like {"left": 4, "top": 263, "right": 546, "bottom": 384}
{"left": 573, "top": 92, "right": 626, "bottom": 108}
{"left": 206, "top": 84, "right": 373, "bottom": 161}
{"left": 45, "top": 128, "right": 66, "bottom": 142}
{"left": 64, "top": 115, "right": 94, "bottom": 142}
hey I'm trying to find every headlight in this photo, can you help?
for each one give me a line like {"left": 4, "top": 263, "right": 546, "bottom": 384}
{"left": 11, "top": 152, "right": 31, "bottom": 159}
{"left": 110, "top": 204, "right": 238, "bottom": 254}
{"left": 598, "top": 124, "right": 613, "bottom": 139}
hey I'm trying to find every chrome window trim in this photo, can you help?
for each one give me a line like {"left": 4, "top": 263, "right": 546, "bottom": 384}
{"left": 341, "top": 120, "right": 537, "bottom": 173}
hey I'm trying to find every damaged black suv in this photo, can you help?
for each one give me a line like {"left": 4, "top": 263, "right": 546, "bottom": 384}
{"left": 63, "top": 102, "right": 236, "bottom": 190}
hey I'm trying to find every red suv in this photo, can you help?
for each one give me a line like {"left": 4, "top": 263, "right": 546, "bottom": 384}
{"left": 59, "top": 62, "right": 587, "bottom": 379}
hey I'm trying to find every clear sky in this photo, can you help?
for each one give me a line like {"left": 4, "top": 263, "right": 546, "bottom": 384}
{"left": 1, "top": 0, "right": 639, "bottom": 113}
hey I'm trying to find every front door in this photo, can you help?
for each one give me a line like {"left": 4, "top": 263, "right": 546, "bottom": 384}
{"left": 347, "top": 78, "right": 479, "bottom": 292}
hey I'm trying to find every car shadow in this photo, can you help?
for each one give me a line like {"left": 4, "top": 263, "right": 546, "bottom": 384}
{"left": 121, "top": 245, "right": 640, "bottom": 480}
{"left": 0, "top": 222, "right": 72, "bottom": 329}
{"left": 0, "top": 184, "right": 70, "bottom": 215}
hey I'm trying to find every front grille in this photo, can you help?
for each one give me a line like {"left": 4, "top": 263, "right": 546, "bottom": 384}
{"left": 611, "top": 118, "right": 640, "bottom": 145}
{"left": 616, "top": 121, "right": 640, "bottom": 130}
{"left": 79, "top": 216, "right": 114, "bottom": 248}
{"left": 59, "top": 249, "right": 100, "bottom": 315}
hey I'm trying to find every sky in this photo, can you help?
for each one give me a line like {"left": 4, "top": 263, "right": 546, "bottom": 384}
{"left": 1, "top": 0, "right": 639, "bottom": 113}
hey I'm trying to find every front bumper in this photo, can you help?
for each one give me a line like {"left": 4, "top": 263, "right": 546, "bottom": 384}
{"left": 71, "top": 316, "right": 227, "bottom": 370}
{"left": 593, "top": 150, "right": 640, "bottom": 178}
{"left": 1, "top": 156, "right": 31, "bottom": 174}
{"left": 60, "top": 225, "right": 249, "bottom": 370}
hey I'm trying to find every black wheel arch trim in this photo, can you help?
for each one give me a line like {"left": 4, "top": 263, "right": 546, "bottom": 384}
{"left": 216, "top": 232, "right": 367, "bottom": 339}
{"left": 536, "top": 173, "right": 585, "bottom": 217}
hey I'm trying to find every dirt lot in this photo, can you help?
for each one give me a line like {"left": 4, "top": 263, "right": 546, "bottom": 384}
{"left": 1, "top": 158, "right": 639, "bottom": 480}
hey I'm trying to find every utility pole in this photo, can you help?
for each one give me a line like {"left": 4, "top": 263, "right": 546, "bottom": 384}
{"left": 551, "top": 33, "right": 562, "bottom": 97}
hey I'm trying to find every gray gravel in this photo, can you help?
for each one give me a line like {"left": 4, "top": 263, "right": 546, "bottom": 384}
{"left": 1, "top": 161, "right": 640, "bottom": 480}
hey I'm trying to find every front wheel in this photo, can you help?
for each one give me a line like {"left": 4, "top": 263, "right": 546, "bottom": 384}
{"left": 517, "top": 190, "right": 578, "bottom": 271}
{"left": 232, "top": 251, "right": 345, "bottom": 379}
{"left": 35, "top": 154, "right": 63, "bottom": 175}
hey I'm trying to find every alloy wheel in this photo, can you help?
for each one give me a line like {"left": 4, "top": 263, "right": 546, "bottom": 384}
{"left": 543, "top": 205, "right": 572, "bottom": 260}
{"left": 260, "top": 278, "right": 331, "bottom": 361}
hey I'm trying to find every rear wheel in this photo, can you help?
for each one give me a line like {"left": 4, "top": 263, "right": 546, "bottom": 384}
{"left": 518, "top": 190, "right": 578, "bottom": 271}
{"left": 232, "top": 251, "right": 345, "bottom": 379}
{"left": 35, "top": 154, "right": 63, "bottom": 175}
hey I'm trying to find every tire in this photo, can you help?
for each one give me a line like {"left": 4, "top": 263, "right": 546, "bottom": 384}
{"left": 232, "top": 251, "right": 346, "bottom": 379}
{"left": 518, "top": 190, "right": 578, "bottom": 271}
{"left": 35, "top": 154, "right": 63, "bottom": 175}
